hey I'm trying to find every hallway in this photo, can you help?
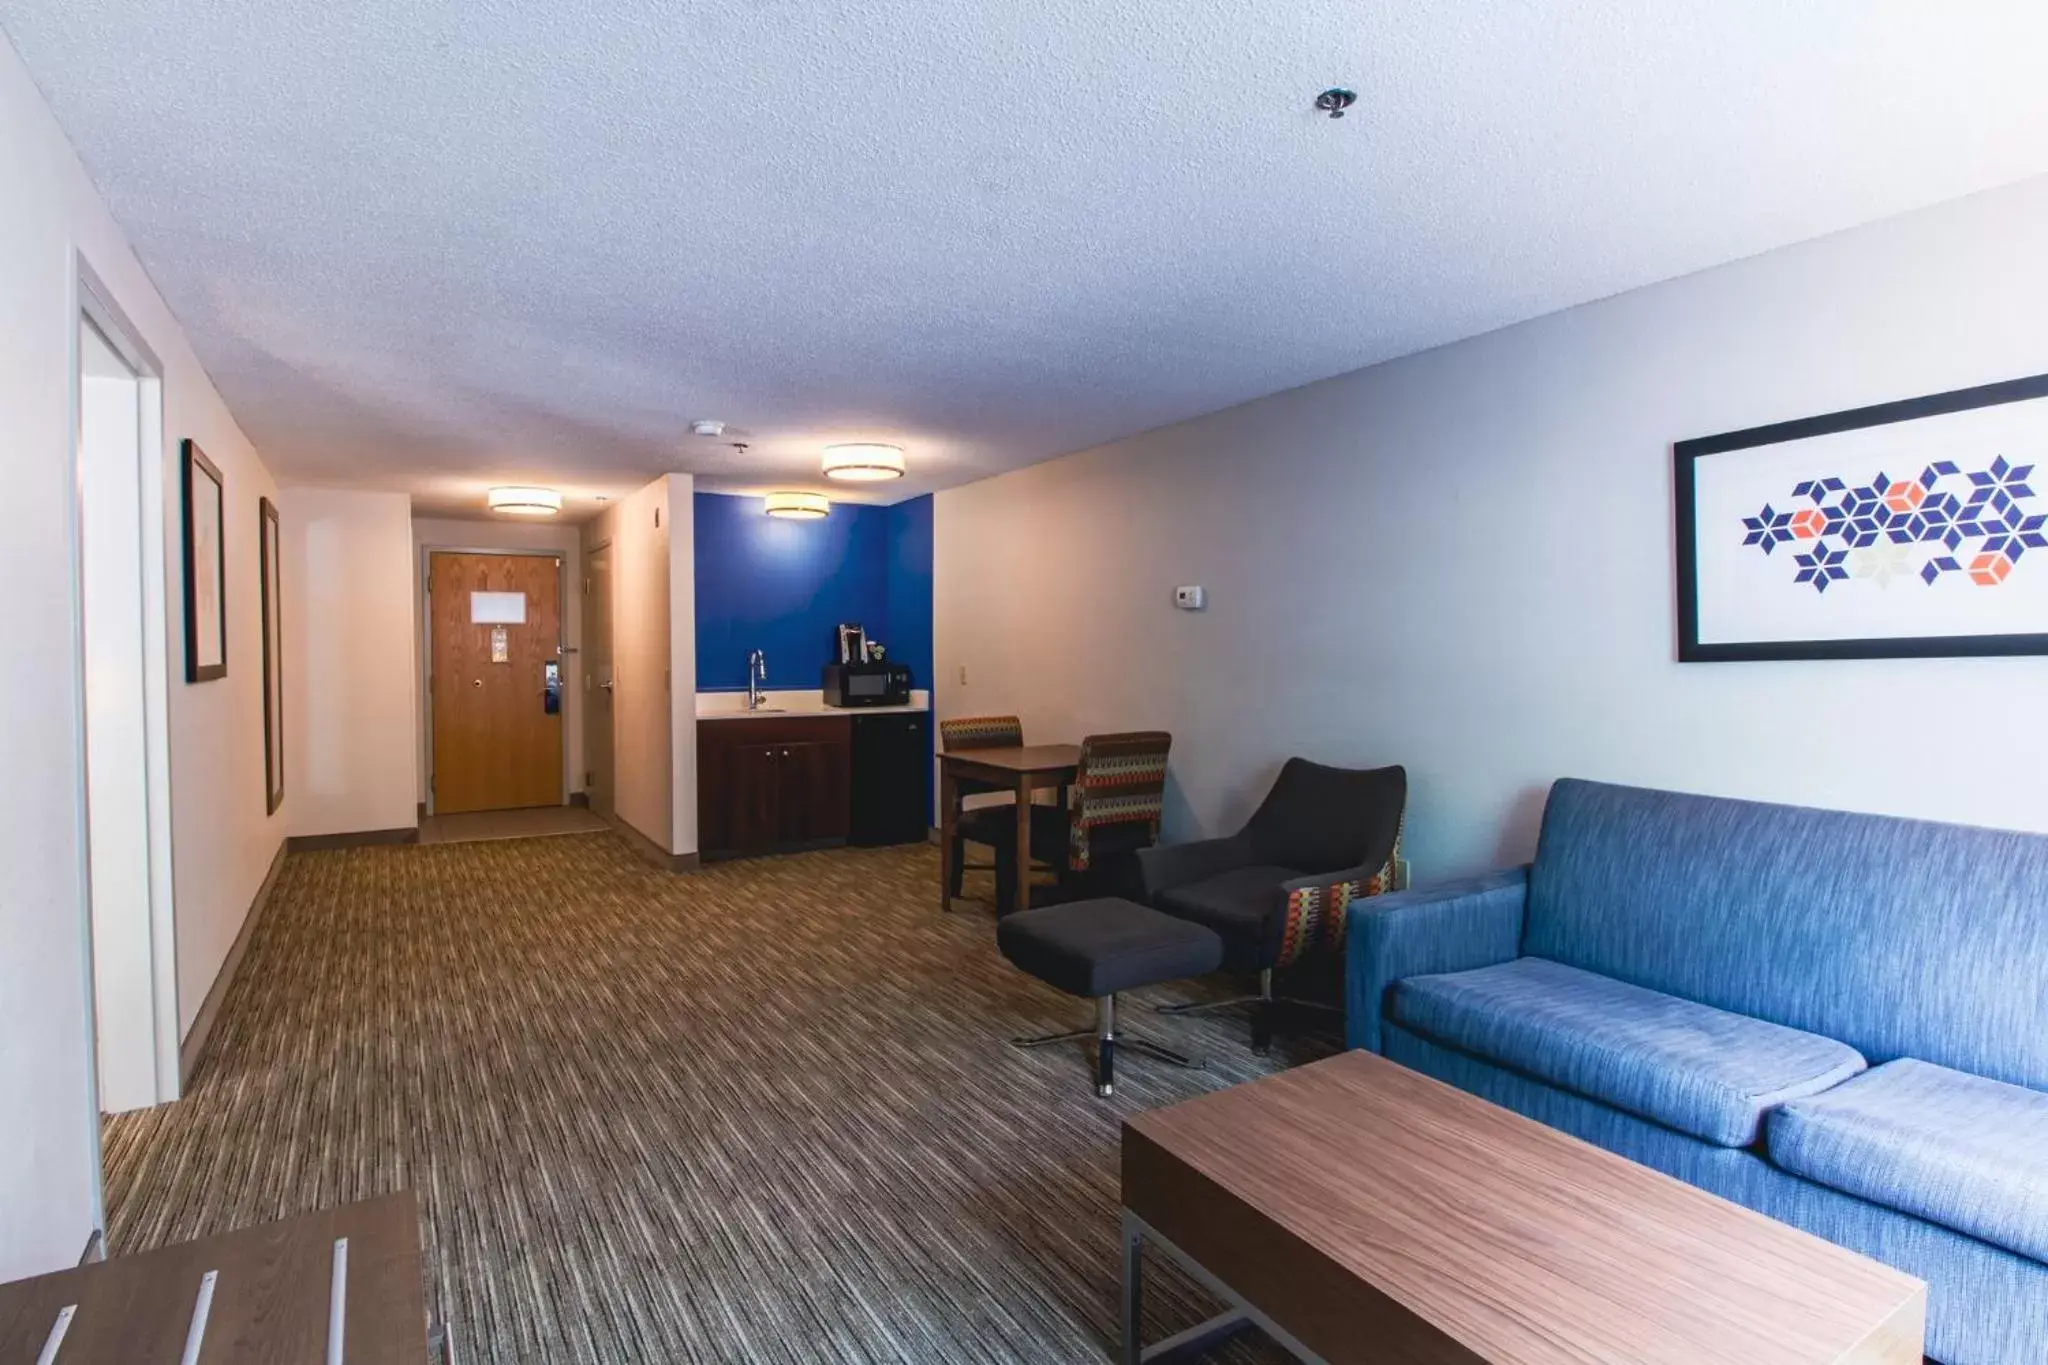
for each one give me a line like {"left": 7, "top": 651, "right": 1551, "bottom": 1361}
{"left": 102, "top": 835, "right": 1323, "bottom": 1363}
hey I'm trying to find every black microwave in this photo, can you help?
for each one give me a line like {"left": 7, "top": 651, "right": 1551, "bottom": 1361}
{"left": 822, "top": 661, "right": 912, "bottom": 708}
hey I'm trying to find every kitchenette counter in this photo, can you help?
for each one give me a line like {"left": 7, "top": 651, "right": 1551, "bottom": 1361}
{"left": 695, "top": 690, "right": 932, "bottom": 858}
{"left": 696, "top": 688, "right": 930, "bottom": 720}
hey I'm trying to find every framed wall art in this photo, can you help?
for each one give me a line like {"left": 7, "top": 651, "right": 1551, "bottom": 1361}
{"left": 181, "top": 439, "right": 227, "bottom": 681}
{"left": 259, "top": 496, "right": 284, "bottom": 814}
{"left": 1676, "top": 374, "right": 2048, "bottom": 661}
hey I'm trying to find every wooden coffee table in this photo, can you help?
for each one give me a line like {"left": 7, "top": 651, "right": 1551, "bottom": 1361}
{"left": 1120, "top": 1052, "right": 1925, "bottom": 1364}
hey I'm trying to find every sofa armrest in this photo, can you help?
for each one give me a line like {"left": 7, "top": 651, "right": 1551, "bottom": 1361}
{"left": 1136, "top": 835, "right": 1253, "bottom": 902}
{"left": 1343, "top": 867, "right": 1529, "bottom": 1054}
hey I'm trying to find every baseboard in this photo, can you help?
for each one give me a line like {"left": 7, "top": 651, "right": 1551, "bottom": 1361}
{"left": 417, "top": 800, "right": 427, "bottom": 821}
{"left": 602, "top": 810, "right": 699, "bottom": 873}
{"left": 568, "top": 791, "right": 590, "bottom": 808}
{"left": 284, "top": 826, "right": 420, "bottom": 852}
{"left": 181, "top": 838, "right": 287, "bottom": 1086}
{"left": 703, "top": 836, "right": 845, "bottom": 863}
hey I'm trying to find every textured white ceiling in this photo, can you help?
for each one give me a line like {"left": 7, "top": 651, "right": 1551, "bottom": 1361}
{"left": 8, "top": 1, "right": 2048, "bottom": 519}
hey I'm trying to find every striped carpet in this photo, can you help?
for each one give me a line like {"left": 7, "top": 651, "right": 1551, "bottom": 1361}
{"left": 103, "top": 834, "right": 1333, "bottom": 1362}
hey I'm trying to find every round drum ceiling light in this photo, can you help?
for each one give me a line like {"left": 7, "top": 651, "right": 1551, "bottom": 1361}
{"left": 486, "top": 486, "right": 563, "bottom": 517}
{"left": 764, "top": 491, "right": 830, "bottom": 520}
{"left": 821, "top": 443, "right": 906, "bottom": 481}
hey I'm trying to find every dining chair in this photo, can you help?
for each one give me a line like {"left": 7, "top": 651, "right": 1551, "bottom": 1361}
{"left": 940, "top": 715, "right": 1024, "bottom": 902}
{"left": 1000, "top": 730, "right": 1173, "bottom": 906}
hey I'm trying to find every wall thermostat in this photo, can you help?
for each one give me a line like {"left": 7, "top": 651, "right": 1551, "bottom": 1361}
{"left": 1173, "top": 585, "right": 1207, "bottom": 611}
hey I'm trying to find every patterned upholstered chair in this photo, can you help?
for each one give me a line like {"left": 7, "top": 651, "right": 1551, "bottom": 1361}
{"left": 1000, "top": 731, "right": 1174, "bottom": 906}
{"left": 939, "top": 715, "right": 1025, "bottom": 902}
{"left": 1137, "top": 759, "right": 1407, "bottom": 1051}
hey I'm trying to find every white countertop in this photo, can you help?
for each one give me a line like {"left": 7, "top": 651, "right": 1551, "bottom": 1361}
{"left": 696, "top": 688, "right": 930, "bottom": 720}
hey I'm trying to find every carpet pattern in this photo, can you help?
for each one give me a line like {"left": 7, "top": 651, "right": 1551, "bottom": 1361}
{"left": 103, "top": 834, "right": 1333, "bottom": 1362}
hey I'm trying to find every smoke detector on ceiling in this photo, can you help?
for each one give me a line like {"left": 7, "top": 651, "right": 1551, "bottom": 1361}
{"left": 690, "top": 420, "right": 727, "bottom": 437}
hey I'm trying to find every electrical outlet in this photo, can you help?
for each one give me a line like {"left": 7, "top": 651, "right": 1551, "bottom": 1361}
{"left": 958, "top": 664, "right": 969, "bottom": 685}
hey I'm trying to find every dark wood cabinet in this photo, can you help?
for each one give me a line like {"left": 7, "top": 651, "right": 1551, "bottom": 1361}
{"left": 724, "top": 742, "right": 783, "bottom": 853}
{"left": 773, "top": 740, "right": 851, "bottom": 844}
{"left": 698, "top": 715, "right": 853, "bottom": 858}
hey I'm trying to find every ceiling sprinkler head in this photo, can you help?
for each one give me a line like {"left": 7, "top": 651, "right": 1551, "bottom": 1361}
{"left": 690, "top": 420, "right": 726, "bottom": 437}
{"left": 1315, "top": 87, "right": 1356, "bottom": 119}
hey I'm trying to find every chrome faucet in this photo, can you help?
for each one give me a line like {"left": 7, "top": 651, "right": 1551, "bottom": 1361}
{"left": 746, "top": 649, "right": 768, "bottom": 709}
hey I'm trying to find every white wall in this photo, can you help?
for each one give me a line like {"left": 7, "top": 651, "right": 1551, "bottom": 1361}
{"left": 0, "top": 32, "right": 284, "bottom": 1278}
{"left": 937, "top": 174, "right": 2048, "bottom": 881}
{"left": 585, "top": 475, "right": 695, "bottom": 854}
{"left": 283, "top": 489, "right": 418, "bottom": 838}
{"left": 666, "top": 478, "right": 698, "bottom": 857}
{"left": 411, "top": 516, "right": 584, "bottom": 803}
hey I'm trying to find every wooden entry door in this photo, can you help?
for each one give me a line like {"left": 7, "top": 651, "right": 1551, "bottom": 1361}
{"left": 429, "top": 552, "right": 563, "bottom": 813}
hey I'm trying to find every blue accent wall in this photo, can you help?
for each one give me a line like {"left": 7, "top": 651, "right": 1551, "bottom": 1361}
{"left": 881, "top": 495, "right": 934, "bottom": 702}
{"left": 695, "top": 492, "right": 933, "bottom": 695}
{"left": 883, "top": 496, "right": 935, "bottom": 820}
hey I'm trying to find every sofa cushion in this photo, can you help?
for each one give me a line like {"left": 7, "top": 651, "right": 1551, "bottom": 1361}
{"left": 1523, "top": 778, "right": 2048, "bottom": 1092}
{"left": 1392, "top": 957, "right": 1866, "bottom": 1147}
{"left": 1769, "top": 1058, "right": 2048, "bottom": 1264}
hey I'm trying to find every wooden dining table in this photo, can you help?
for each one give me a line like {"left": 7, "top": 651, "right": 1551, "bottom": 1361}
{"left": 938, "top": 743, "right": 1081, "bottom": 916}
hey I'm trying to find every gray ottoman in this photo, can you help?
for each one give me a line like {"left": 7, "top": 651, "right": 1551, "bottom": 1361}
{"left": 997, "top": 897, "right": 1224, "bottom": 1097}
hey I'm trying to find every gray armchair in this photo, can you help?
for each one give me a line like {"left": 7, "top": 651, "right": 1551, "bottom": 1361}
{"left": 1137, "top": 758, "right": 1407, "bottom": 1049}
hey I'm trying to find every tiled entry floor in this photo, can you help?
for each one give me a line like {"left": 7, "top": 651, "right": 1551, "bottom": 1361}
{"left": 417, "top": 805, "right": 611, "bottom": 844}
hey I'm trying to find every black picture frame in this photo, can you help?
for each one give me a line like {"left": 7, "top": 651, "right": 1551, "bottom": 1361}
{"left": 181, "top": 439, "right": 227, "bottom": 682}
{"left": 259, "top": 496, "right": 284, "bottom": 814}
{"left": 1675, "top": 373, "right": 2048, "bottom": 662}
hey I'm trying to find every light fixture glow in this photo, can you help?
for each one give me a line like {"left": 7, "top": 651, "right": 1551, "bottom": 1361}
{"left": 487, "top": 486, "right": 563, "bottom": 517}
{"left": 821, "top": 443, "right": 906, "bottom": 481}
{"left": 764, "top": 491, "right": 830, "bottom": 520}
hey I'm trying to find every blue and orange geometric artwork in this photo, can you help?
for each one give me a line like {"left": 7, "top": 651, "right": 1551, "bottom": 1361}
{"left": 1742, "top": 457, "right": 2047, "bottom": 592}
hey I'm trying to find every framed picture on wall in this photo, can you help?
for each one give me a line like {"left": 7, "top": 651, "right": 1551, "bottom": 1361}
{"left": 1676, "top": 373, "right": 2048, "bottom": 662}
{"left": 181, "top": 439, "right": 227, "bottom": 682}
{"left": 259, "top": 496, "right": 284, "bottom": 814}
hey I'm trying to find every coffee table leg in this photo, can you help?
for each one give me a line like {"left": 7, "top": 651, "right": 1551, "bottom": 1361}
{"left": 1120, "top": 1214, "right": 1262, "bottom": 1364}
{"left": 1121, "top": 1211, "right": 1144, "bottom": 1365}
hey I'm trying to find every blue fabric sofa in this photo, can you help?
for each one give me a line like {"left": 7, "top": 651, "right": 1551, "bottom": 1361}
{"left": 1343, "top": 778, "right": 2048, "bottom": 1365}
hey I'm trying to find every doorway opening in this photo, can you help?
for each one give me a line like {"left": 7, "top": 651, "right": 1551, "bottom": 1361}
{"left": 73, "top": 265, "right": 180, "bottom": 1132}
{"left": 425, "top": 550, "right": 567, "bottom": 814}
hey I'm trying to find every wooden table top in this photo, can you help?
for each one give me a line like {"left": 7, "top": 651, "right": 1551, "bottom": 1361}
{"left": 0, "top": 1193, "right": 429, "bottom": 1363}
{"left": 1123, "top": 1052, "right": 1924, "bottom": 1365}
{"left": 939, "top": 744, "right": 1082, "bottom": 776}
